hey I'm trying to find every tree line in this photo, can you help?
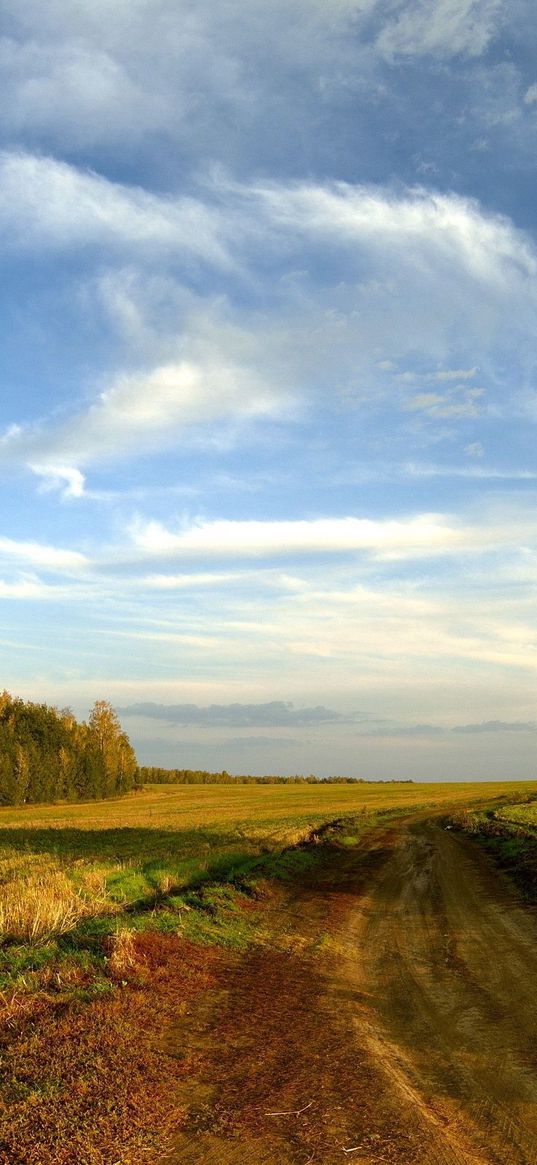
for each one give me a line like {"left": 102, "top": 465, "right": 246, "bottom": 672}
{"left": 140, "top": 766, "right": 414, "bottom": 785}
{"left": 0, "top": 693, "right": 139, "bottom": 806}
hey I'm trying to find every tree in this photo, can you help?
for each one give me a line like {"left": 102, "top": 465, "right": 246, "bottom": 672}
{"left": 87, "top": 701, "right": 137, "bottom": 796}
{"left": 13, "top": 744, "right": 30, "bottom": 804}
{"left": 0, "top": 692, "right": 137, "bottom": 805}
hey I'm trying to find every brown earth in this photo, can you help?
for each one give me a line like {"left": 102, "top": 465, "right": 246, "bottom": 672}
{"left": 157, "top": 818, "right": 537, "bottom": 1165}
{"left": 0, "top": 935, "right": 223, "bottom": 1165}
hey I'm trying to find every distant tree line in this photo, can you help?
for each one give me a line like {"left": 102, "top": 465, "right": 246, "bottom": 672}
{"left": 140, "top": 766, "right": 414, "bottom": 786}
{"left": 0, "top": 693, "right": 139, "bottom": 806}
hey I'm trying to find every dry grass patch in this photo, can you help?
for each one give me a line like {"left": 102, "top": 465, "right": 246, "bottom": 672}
{"left": 156, "top": 871, "right": 175, "bottom": 894}
{"left": 0, "top": 849, "right": 120, "bottom": 946}
{"left": 106, "top": 928, "right": 139, "bottom": 978}
{"left": 0, "top": 867, "right": 91, "bottom": 944}
{"left": 77, "top": 866, "right": 110, "bottom": 900}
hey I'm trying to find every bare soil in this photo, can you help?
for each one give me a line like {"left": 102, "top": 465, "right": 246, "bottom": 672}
{"left": 157, "top": 818, "right": 537, "bottom": 1165}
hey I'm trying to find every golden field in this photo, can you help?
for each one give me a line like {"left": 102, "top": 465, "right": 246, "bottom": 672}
{"left": 1, "top": 777, "right": 533, "bottom": 835}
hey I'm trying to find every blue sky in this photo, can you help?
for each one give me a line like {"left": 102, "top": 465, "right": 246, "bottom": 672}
{"left": 1, "top": 0, "right": 537, "bottom": 778}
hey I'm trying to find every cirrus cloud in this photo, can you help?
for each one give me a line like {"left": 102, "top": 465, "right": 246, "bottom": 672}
{"left": 1, "top": 160, "right": 536, "bottom": 490}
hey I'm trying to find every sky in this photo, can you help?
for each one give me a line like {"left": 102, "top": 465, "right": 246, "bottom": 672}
{"left": 0, "top": 0, "right": 536, "bottom": 779}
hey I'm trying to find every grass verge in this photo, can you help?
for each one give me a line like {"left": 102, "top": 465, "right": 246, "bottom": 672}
{"left": 449, "top": 797, "right": 537, "bottom": 903}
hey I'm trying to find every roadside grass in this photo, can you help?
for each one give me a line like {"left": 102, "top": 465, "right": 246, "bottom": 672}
{"left": 449, "top": 793, "right": 537, "bottom": 903}
{"left": 0, "top": 811, "right": 389, "bottom": 998}
{"left": 0, "top": 804, "right": 401, "bottom": 1165}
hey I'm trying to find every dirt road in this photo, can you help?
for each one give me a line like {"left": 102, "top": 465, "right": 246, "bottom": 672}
{"left": 158, "top": 819, "right": 537, "bottom": 1165}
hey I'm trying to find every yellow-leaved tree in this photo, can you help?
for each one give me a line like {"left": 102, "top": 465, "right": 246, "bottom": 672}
{"left": 87, "top": 700, "right": 138, "bottom": 796}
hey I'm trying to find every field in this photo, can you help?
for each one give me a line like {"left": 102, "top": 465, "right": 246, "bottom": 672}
{"left": 0, "top": 779, "right": 531, "bottom": 954}
{"left": 1, "top": 778, "right": 537, "bottom": 1165}
{"left": 2, "top": 775, "right": 534, "bottom": 837}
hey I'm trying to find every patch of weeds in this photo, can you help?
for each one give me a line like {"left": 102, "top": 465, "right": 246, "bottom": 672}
{"left": 135, "top": 881, "right": 262, "bottom": 950}
{"left": 0, "top": 940, "right": 108, "bottom": 1000}
{"left": 493, "top": 837, "right": 525, "bottom": 859}
{"left": 64, "top": 914, "right": 115, "bottom": 948}
{"left": 71, "top": 977, "right": 115, "bottom": 1002}
{"left": 179, "top": 903, "right": 254, "bottom": 949}
{"left": 105, "top": 867, "right": 149, "bottom": 904}
{"left": 0, "top": 941, "right": 59, "bottom": 980}
{"left": 161, "top": 893, "right": 188, "bottom": 914}
{"left": 258, "top": 847, "right": 318, "bottom": 881}
{"left": 3, "top": 1075, "right": 63, "bottom": 1104}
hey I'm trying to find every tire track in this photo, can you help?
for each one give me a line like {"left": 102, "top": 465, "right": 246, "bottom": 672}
{"left": 352, "top": 822, "right": 537, "bottom": 1164}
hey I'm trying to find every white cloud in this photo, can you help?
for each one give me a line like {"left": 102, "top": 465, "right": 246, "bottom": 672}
{"left": 261, "top": 579, "right": 537, "bottom": 675}
{"left": 88, "top": 358, "right": 274, "bottom": 442}
{"left": 9, "top": 356, "right": 279, "bottom": 476}
{"left": 247, "top": 179, "right": 535, "bottom": 287}
{"left": 433, "top": 367, "right": 478, "bottom": 381}
{"left": 0, "top": 0, "right": 381, "bottom": 154}
{"left": 405, "top": 461, "right": 537, "bottom": 480}
{"left": 83, "top": 544, "right": 537, "bottom": 686}
{"left": 0, "top": 0, "right": 509, "bottom": 171}
{"left": 403, "top": 386, "right": 485, "bottom": 419}
{"left": 2, "top": 155, "right": 533, "bottom": 291}
{"left": 0, "top": 536, "right": 88, "bottom": 572}
{"left": 0, "top": 151, "right": 231, "bottom": 266}
{"left": 464, "top": 441, "right": 485, "bottom": 457}
{"left": 0, "top": 37, "right": 164, "bottom": 150}
{"left": 0, "top": 5, "right": 231, "bottom": 151}
{"left": 3, "top": 518, "right": 536, "bottom": 757}
{"left": 375, "top": 0, "right": 502, "bottom": 60}
{"left": 30, "top": 464, "right": 86, "bottom": 499}
{"left": 129, "top": 513, "right": 475, "bottom": 560}
{"left": 524, "top": 82, "right": 537, "bottom": 106}
{"left": 140, "top": 570, "right": 243, "bottom": 590}
{"left": 0, "top": 578, "right": 55, "bottom": 599}
{"left": 399, "top": 366, "right": 480, "bottom": 383}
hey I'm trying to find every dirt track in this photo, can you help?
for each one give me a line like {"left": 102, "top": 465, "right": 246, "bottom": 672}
{"left": 159, "top": 819, "right": 537, "bottom": 1165}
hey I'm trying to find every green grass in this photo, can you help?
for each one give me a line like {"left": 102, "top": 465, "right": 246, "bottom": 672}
{"left": 495, "top": 800, "right": 537, "bottom": 830}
